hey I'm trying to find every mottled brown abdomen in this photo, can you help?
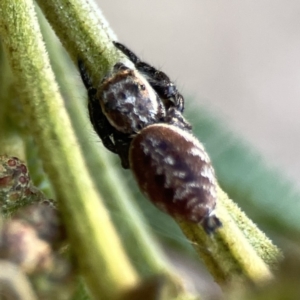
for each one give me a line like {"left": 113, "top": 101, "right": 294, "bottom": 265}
{"left": 129, "top": 124, "right": 222, "bottom": 234}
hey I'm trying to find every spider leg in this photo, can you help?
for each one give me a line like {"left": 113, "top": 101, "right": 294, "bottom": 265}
{"left": 113, "top": 41, "right": 141, "bottom": 64}
{"left": 113, "top": 133, "right": 132, "bottom": 169}
{"left": 164, "top": 107, "right": 192, "bottom": 132}
{"left": 88, "top": 88, "right": 133, "bottom": 168}
{"left": 78, "top": 59, "right": 94, "bottom": 90}
{"left": 174, "top": 93, "right": 184, "bottom": 113}
{"left": 78, "top": 59, "right": 118, "bottom": 154}
{"left": 135, "top": 61, "right": 185, "bottom": 112}
{"left": 88, "top": 98, "right": 118, "bottom": 154}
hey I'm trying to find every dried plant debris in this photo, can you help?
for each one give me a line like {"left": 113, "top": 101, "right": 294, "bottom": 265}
{"left": 0, "top": 155, "right": 74, "bottom": 299}
{"left": 0, "top": 156, "right": 44, "bottom": 215}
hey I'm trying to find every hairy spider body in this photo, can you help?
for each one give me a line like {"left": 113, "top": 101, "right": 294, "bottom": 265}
{"left": 78, "top": 60, "right": 166, "bottom": 168}
{"left": 98, "top": 63, "right": 165, "bottom": 134}
{"left": 78, "top": 42, "right": 221, "bottom": 233}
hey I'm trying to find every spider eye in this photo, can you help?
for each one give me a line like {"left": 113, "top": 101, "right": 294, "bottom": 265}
{"left": 140, "top": 84, "right": 146, "bottom": 91}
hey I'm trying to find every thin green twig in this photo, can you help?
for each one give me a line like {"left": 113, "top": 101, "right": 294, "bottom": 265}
{"left": 177, "top": 187, "right": 275, "bottom": 286}
{"left": 36, "top": 0, "right": 183, "bottom": 283}
{"left": 0, "top": 1, "right": 139, "bottom": 299}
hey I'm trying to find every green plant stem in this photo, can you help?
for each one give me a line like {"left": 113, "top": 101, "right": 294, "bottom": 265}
{"left": 0, "top": 1, "right": 139, "bottom": 299}
{"left": 36, "top": 0, "right": 121, "bottom": 84}
{"left": 218, "top": 187, "right": 283, "bottom": 269}
{"left": 177, "top": 186, "right": 276, "bottom": 287}
{"left": 35, "top": 0, "right": 283, "bottom": 288}
{"left": 0, "top": 47, "right": 25, "bottom": 160}
{"left": 36, "top": 0, "right": 182, "bottom": 280}
{"left": 0, "top": 44, "right": 53, "bottom": 197}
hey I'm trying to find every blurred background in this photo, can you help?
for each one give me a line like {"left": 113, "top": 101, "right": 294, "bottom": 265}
{"left": 92, "top": 2, "right": 300, "bottom": 296}
{"left": 99, "top": 0, "right": 300, "bottom": 186}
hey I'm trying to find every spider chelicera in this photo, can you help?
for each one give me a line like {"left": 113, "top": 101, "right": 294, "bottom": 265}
{"left": 78, "top": 42, "right": 221, "bottom": 233}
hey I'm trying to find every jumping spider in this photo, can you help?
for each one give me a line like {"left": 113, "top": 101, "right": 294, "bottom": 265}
{"left": 78, "top": 42, "right": 221, "bottom": 233}
{"left": 78, "top": 43, "right": 190, "bottom": 169}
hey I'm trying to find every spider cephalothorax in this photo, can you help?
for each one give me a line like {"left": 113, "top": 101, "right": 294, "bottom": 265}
{"left": 78, "top": 42, "right": 221, "bottom": 233}
{"left": 113, "top": 41, "right": 184, "bottom": 113}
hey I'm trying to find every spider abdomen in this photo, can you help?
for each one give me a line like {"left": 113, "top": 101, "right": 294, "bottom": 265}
{"left": 129, "top": 124, "right": 222, "bottom": 234}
